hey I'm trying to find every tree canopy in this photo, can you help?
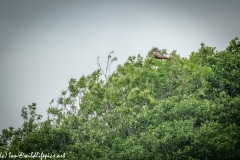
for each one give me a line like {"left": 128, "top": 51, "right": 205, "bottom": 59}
{"left": 1, "top": 37, "right": 240, "bottom": 159}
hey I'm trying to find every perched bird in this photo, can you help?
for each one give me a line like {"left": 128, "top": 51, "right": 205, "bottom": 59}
{"left": 153, "top": 47, "right": 172, "bottom": 61}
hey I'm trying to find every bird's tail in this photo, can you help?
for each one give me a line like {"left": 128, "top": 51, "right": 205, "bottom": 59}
{"left": 164, "top": 57, "right": 172, "bottom": 61}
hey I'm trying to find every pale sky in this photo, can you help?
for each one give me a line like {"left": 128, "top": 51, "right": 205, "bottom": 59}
{"left": 0, "top": 0, "right": 240, "bottom": 131}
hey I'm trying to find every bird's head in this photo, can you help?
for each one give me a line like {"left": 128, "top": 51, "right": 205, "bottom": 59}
{"left": 153, "top": 47, "right": 160, "bottom": 52}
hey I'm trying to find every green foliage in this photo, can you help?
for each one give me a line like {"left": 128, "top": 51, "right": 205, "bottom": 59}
{"left": 1, "top": 38, "right": 240, "bottom": 159}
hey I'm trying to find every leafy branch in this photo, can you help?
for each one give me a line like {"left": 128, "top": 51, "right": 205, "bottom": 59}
{"left": 97, "top": 51, "right": 117, "bottom": 82}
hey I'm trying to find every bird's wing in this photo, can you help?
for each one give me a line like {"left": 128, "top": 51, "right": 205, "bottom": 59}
{"left": 153, "top": 52, "right": 164, "bottom": 58}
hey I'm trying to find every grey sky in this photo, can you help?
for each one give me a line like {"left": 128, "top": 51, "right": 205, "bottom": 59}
{"left": 0, "top": 0, "right": 240, "bottom": 131}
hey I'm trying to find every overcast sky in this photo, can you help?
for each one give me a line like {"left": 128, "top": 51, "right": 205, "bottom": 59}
{"left": 0, "top": 0, "right": 240, "bottom": 131}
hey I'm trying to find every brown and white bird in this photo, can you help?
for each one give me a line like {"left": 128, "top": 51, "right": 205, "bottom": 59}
{"left": 153, "top": 47, "right": 172, "bottom": 61}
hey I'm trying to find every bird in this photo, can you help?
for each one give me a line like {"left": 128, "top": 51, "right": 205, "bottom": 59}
{"left": 153, "top": 47, "right": 172, "bottom": 61}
